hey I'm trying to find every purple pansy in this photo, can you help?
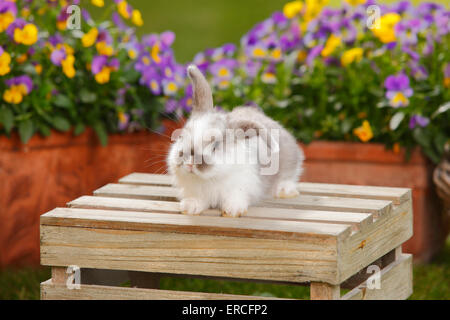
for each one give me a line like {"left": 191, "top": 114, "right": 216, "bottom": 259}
{"left": 409, "top": 115, "right": 429, "bottom": 129}
{"left": 384, "top": 73, "right": 413, "bottom": 108}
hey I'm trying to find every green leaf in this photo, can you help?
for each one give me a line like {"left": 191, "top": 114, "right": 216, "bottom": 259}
{"left": 434, "top": 132, "right": 447, "bottom": 156}
{"left": 52, "top": 116, "right": 71, "bottom": 131}
{"left": 73, "top": 123, "right": 85, "bottom": 136}
{"left": 93, "top": 122, "right": 108, "bottom": 146}
{"left": 0, "top": 107, "right": 14, "bottom": 133}
{"left": 18, "top": 120, "right": 34, "bottom": 144}
{"left": 79, "top": 89, "right": 97, "bottom": 103}
{"left": 38, "top": 123, "right": 51, "bottom": 137}
{"left": 53, "top": 94, "right": 73, "bottom": 108}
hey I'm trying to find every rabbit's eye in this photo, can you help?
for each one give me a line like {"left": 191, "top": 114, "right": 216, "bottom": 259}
{"left": 178, "top": 150, "right": 183, "bottom": 158}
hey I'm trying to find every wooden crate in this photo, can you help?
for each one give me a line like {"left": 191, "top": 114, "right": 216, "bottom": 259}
{"left": 40, "top": 173, "right": 413, "bottom": 300}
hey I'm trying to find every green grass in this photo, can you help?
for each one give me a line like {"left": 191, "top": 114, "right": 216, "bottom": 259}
{"left": 1, "top": 237, "right": 449, "bottom": 300}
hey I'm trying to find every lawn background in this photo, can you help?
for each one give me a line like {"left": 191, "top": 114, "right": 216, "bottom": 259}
{"left": 0, "top": 0, "right": 449, "bottom": 300}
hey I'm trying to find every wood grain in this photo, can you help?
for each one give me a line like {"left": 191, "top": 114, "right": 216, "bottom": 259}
{"left": 40, "top": 280, "right": 283, "bottom": 300}
{"left": 41, "top": 207, "right": 352, "bottom": 240}
{"left": 40, "top": 225, "right": 341, "bottom": 284}
{"left": 69, "top": 196, "right": 372, "bottom": 232}
{"left": 310, "top": 282, "right": 340, "bottom": 300}
{"left": 119, "top": 173, "right": 411, "bottom": 205}
{"left": 94, "top": 183, "right": 393, "bottom": 216}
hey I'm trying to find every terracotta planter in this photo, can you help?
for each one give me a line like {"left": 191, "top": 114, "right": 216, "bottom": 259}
{"left": 0, "top": 121, "right": 445, "bottom": 267}
{"left": 0, "top": 120, "right": 179, "bottom": 268}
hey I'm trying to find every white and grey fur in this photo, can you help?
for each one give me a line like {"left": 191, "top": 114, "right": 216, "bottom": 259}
{"left": 167, "top": 65, "right": 304, "bottom": 217}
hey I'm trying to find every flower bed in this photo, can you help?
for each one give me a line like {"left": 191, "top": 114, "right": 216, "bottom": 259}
{"left": 0, "top": 0, "right": 448, "bottom": 161}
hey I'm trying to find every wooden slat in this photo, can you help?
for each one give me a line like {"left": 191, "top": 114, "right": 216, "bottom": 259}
{"left": 337, "top": 200, "right": 413, "bottom": 283}
{"left": 94, "top": 183, "right": 178, "bottom": 201}
{"left": 119, "top": 173, "right": 410, "bottom": 205}
{"left": 40, "top": 225, "right": 342, "bottom": 284}
{"left": 341, "top": 254, "right": 413, "bottom": 300}
{"left": 69, "top": 196, "right": 373, "bottom": 231}
{"left": 94, "top": 183, "right": 392, "bottom": 217}
{"left": 41, "top": 207, "right": 352, "bottom": 240}
{"left": 40, "top": 280, "right": 282, "bottom": 300}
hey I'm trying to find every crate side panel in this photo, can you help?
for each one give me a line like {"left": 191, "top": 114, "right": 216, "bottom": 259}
{"left": 40, "top": 225, "right": 340, "bottom": 284}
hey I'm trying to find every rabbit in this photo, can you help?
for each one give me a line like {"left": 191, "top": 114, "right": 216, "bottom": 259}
{"left": 167, "top": 65, "right": 304, "bottom": 217}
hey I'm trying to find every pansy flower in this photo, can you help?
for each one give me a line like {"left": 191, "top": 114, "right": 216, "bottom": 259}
{"left": 82, "top": 27, "right": 98, "bottom": 47}
{"left": 409, "top": 115, "right": 429, "bottom": 129}
{"left": 91, "top": 55, "right": 119, "bottom": 84}
{"left": 3, "top": 75, "right": 33, "bottom": 104}
{"left": 353, "top": 120, "right": 373, "bottom": 142}
{"left": 0, "top": 45, "right": 11, "bottom": 75}
{"left": 261, "top": 64, "right": 277, "bottom": 84}
{"left": 384, "top": 73, "right": 413, "bottom": 108}
{"left": 7, "top": 18, "right": 38, "bottom": 45}
{"left": 0, "top": 0, "right": 16, "bottom": 32}
{"left": 371, "top": 13, "right": 401, "bottom": 44}
{"left": 341, "top": 47, "right": 363, "bottom": 67}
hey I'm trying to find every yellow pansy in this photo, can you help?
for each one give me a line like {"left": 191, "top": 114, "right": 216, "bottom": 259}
{"left": 61, "top": 55, "right": 75, "bottom": 78}
{"left": 96, "top": 41, "right": 114, "bottom": 56}
{"left": 95, "top": 66, "right": 111, "bottom": 84}
{"left": 91, "top": 0, "right": 104, "bottom": 7}
{"left": 118, "top": 1, "right": 131, "bottom": 19}
{"left": 341, "top": 48, "right": 363, "bottom": 66}
{"left": 14, "top": 24, "right": 39, "bottom": 45}
{"left": 57, "top": 20, "right": 66, "bottom": 31}
{"left": 0, "top": 12, "right": 14, "bottom": 32}
{"left": 131, "top": 9, "right": 143, "bottom": 26}
{"left": 151, "top": 43, "right": 161, "bottom": 63}
{"left": 321, "top": 34, "right": 341, "bottom": 57}
{"left": 81, "top": 28, "right": 98, "bottom": 47}
{"left": 283, "top": 1, "right": 303, "bottom": 19}
{"left": 353, "top": 120, "right": 373, "bottom": 142}
{"left": 0, "top": 51, "right": 12, "bottom": 76}
{"left": 35, "top": 64, "right": 43, "bottom": 75}
{"left": 3, "top": 85, "right": 27, "bottom": 104}
{"left": 372, "top": 13, "right": 401, "bottom": 43}
{"left": 344, "top": 0, "right": 366, "bottom": 6}
{"left": 304, "top": 0, "right": 327, "bottom": 22}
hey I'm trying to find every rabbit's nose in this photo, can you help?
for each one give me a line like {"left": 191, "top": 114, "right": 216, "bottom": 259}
{"left": 186, "top": 163, "right": 193, "bottom": 172}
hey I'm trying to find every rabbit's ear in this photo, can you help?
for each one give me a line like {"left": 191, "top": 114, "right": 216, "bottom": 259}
{"left": 187, "top": 65, "right": 214, "bottom": 113}
{"left": 227, "top": 118, "right": 277, "bottom": 151}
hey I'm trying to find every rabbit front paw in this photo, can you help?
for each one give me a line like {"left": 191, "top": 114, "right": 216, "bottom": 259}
{"left": 180, "top": 198, "right": 207, "bottom": 215}
{"left": 275, "top": 180, "right": 300, "bottom": 199}
{"left": 221, "top": 200, "right": 248, "bottom": 218}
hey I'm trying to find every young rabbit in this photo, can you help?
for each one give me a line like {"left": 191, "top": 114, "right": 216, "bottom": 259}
{"left": 167, "top": 65, "right": 304, "bottom": 217}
